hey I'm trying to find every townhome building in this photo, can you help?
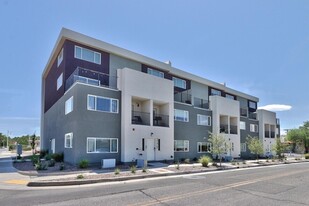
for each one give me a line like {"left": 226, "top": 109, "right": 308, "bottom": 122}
{"left": 41, "top": 28, "right": 280, "bottom": 165}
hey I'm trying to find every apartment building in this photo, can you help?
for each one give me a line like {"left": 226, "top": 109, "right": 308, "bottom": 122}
{"left": 41, "top": 28, "right": 280, "bottom": 165}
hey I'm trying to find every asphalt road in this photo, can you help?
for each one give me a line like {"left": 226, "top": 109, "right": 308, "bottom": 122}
{"left": 0, "top": 162, "right": 308, "bottom": 206}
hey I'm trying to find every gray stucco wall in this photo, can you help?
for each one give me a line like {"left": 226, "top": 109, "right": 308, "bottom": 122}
{"left": 240, "top": 117, "right": 260, "bottom": 158}
{"left": 43, "top": 83, "right": 121, "bottom": 165}
{"left": 174, "top": 102, "right": 212, "bottom": 161}
{"left": 109, "top": 54, "right": 142, "bottom": 78}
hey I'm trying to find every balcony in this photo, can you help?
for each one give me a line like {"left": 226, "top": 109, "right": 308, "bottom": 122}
{"left": 271, "top": 131, "right": 275, "bottom": 138}
{"left": 265, "top": 131, "right": 270, "bottom": 138}
{"left": 132, "top": 111, "right": 150, "bottom": 126}
{"left": 194, "top": 97, "right": 209, "bottom": 109}
{"left": 276, "top": 118, "right": 280, "bottom": 125}
{"left": 240, "top": 108, "right": 248, "bottom": 117}
{"left": 65, "top": 67, "right": 117, "bottom": 91}
{"left": 220, "top": 124, "right": 229, "bottom": 134}
{"left": 153, "top": 114, "right": 169, "bottom": 127}
{"left": 249, "top": 112, "right": 257, "bottom": 120}
{"left": 174, "top": 90, "right": 192, "bottom": 104}
{"left": 230, "top": 125, "right": 238, "bottom": 134}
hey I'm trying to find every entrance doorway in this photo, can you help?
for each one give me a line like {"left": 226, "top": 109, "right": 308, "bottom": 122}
{"left": 147, "top": 139, "right": 155, "bottom": 161}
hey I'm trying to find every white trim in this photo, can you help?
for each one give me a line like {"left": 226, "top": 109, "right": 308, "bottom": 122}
{"left": 197, "top": 142, "right": 212, "bottom": 153}
{"left": 57, "top": 48, "right": 63, "bottom": 67}
{"left": 87, "top": 94, "right": 119, "bottom": 113}
{"left": 65, "top": 96, "right": 74, "bottom": 115}
{"left": 197, "top": 114, "right": 211, "bottom": 126}
{"left": 174, "top": 109, "right": 189, "bottom": 122}
{"left": 240, "top": 121, "right": 246, "bottom": 130}
{"left": 74, "top": 45, "right": 101, "bottom": 64}
{"left": 87, "top": 137, "right": 118, "bottom": 153}
{"left": 172, "top": 77, "right": 186, "bottom": 89}
{"left": 57, "top": 73, "right": 63, "bottom": 90}
{"left": 174, "top": 140, "right": 189, "bottom": 152}
{"left": 64, "top": 132, "right": 73, "bottom": 148}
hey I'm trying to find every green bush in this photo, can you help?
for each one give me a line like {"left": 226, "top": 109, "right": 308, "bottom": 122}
{"left": 45, "top": 154, "right": 52, "bottom": 161}
{"left": 184, "top": 158, "right": 190, "bottom": 164}
{"left": 130, "top": 165, "right": 136, "bottom": 174}
{"left": 114, "top": 168, "right": 120, "bottom": 175}
{"left": 142, "top": 167, "right": 147, "bottom": 173}
{"left": 52, "top": 153, "right": 64, "bottom": 162}
{"left": 31, "top": 154, "right": 40, "bottom": 166}
{"left": 78, "top": 159, "right": 89, "bottom": 169}
{"left": 199, "top": 155, "right": 212, "bottom": 167}
{"left": 176, "top": 161, "right": 180, "bottom": 170}
{"left": 305, "top": 154, "right": 309, "bottom": 159}
{"left": 59, "top": 162, "right": 65, "bottom": 171}
{"left": 35, "top": 161, "right": 47, "bottom": 170}
{"left": 48, "top": 159, "right": 55, "bottom": 167}
{"left": 76, "top": 174, "right": 84, "bottom": 179}
{"left": 40, "top": 149, "right": 48, "bottom": 158}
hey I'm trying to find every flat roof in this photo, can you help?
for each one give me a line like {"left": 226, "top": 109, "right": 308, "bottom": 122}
{"left": 42, "top": 28, "right": 259, "bottom": 102}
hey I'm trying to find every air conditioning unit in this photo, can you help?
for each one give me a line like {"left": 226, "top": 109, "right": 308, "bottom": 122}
{"left": 101, "top": 159, "right": 116, "bottom": 169}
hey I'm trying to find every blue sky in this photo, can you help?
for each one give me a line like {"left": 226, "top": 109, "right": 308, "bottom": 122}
{"left": 0, "top": 0, "right": 308, "bottom": 137}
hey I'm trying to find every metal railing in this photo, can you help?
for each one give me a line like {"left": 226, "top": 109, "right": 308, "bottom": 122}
{"left": 174, "top": 90, "right": 192, "bottom": 104}
{"left": 240, "top": 108, "right": 248, "bottom": 117}
{"left": 65, "top": 67, "right": 117, "bottom": 91}
{"left": 265, "top": 131, "right": 270, "bottom": 138}
{"left": 249, "top": 112, "right": 257, "bottom": 120}
{"left": 230, "top": 125, "right": 238, "bottom": 134}
{"left": 132, "top": 111, "right": 150, "bottom": 126}
{"left": 220, "top": 124, "right": 229, "bottom": 134}
{"left": 194, "top": 97, "right": 209, "bottom": 109}
{"left": 153, "top": 114, "right": 169, "bottom": 127}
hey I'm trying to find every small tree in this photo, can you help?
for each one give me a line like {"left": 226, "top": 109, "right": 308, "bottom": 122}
{"left": 246, "top": 135, "right": 263, "bottom": 162}
{"left": 208, "top": 133, "right": 228, "bottom": 167}
{"left": 272, "top": 138, "right": 286, "bottom": 158}
{"left": 30, "top": 134, "right": 36, "bottom": 154}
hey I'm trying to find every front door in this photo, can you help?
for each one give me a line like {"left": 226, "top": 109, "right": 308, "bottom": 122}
{"left": 51, "top": 138, "right": 55, "bottom": 154}
{"left": 147, "top": 139, "right": 155, "bottom": 161}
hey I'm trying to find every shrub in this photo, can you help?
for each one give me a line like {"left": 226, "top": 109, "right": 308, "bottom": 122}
{"left": 59, "top": 162, "right": 65, "bottom": 171}
{"left": 231, "top": 160, "right": 236, "bottom": 165}
{"left": 76, "top": 174, "right": 84, "bottom": 179}
{"left": 142, "top": 167, "right": 147, "bottom": 173}
{"left": 242, "top": 160, "right": 246, "bottom": 164}
{"left": 40, "top": 149, "right": 48, "bottom": 158}
{"left": 78, "top": 159, "right": 89, "bottom": 169}
{"left": 45, "top": 154, "right": 52, "bottom": 161}
{"left": 130, "top": 165, "right": 136, "bottom": 174}
{"left": 212, "top": 162, "right": 218, "bottom": 167}
{"left": 35, "top": 161, "right": 47, "bottom": 170}
{"left": 184, "top": 158, "right": 190, "bottom": 164}
{"left": 52, "top": 153, "right": 64, "bottom": 162}
{"left": 305, "top": 154, "right": 309, "bottom": 159}
{"left": 193, "top": 157, "right": 198, "bottom": 162}
{"left": 199, "top": 155, "right": 212, "bottom": 167}
{"left": 48, "top": 159, "right": 55, "bottom": 167}
{"left": 176, "top": 161, "right": 180, "bottom": 170}
{"left": 180, "top": 158, "right": 185, "bottom": 162}
{"left": 31, "top": 155, "right": 40, "bottom": 166}
{"left": 114, "top": 168, "right": 120, "bottom": 175}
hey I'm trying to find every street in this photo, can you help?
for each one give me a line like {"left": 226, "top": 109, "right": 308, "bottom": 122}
{"left": 0, "top": 162, "right": 308, "bottom": 206}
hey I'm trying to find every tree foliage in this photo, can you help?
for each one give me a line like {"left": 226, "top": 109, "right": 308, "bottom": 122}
{"left": 287, "top": 121, "right": 309, "bottom": 153}
{"left": 272, "top": 138, "right": 286, "bottom": 158}
{"left": 208, "top": 133, "right": 228, "bottom": 166}
{"left": 246, "top": 135, "right": 263, "bottom": 161}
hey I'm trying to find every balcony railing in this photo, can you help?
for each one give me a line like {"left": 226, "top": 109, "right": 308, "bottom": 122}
{"left": 65, "top": 67, "right": 117, "bottom": 91}
{"left": 153, "top": 114, "right": 169, "bottom": 127}
{"left": 174, "top": 90, "right": 192, "bottom": 104}
{"left": 271, "top": 131, "right": 275, "bottom": 138}
{"left": 132, "top": 111, "right": 150, "bottom": 126}
{"left": 249, "top": 112, "right": 257, "bottom": 120}
{"left": 194, "top": 97, "right": 209, "bottom": 109}
{"left": 276, "top": 118, "right": 280, "bottom": 125}
{"left": 265, "top": 131, "right": 270, "bottom": 138}
{"left": 240, "top": 108, "right": 248, "bottom": 117}
{"left": 230, "top": 125, "right": 238, "bottom": 134}
{"left": 220, "top": 124, "right": 229, "bottom": 134}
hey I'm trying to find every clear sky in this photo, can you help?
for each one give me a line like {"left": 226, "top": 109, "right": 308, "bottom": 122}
{"left": 0, "top": 0, "right": 308, "bottom": 137}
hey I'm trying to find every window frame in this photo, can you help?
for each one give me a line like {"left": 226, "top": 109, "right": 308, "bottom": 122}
{"left": 197, "top": 142, "right": 212, "bottom": 153}
{"left": 64, "top": 133, "right": 73, "bottom": 148}
{"left": 250, "top": 124, "right": 258, "bottom": 132}
{"left": 65, "top": 96, "right": 74, "bottom": 115}
{"left": 197, "top": 114, "right": 211, "bottom": 126}
{"left": 74, "top": 45, "right": 101, "bottom": 65}
{"left": 87, "top": 137, "right": 118, "bottom": 153}
{"left": 249, "top": 101, "right": 257, "bottom": 109}
{"left": 87, "top": 95, "right": 119, "bottom": 113}
{"left": 57, "top": 48, "right": 63, "bottom": 67}
{"left": 210, "top": 88, "right": 221, "bottom": 96}
{"left": 57, "top": 73, "right": 63, "bottom": 91}
{"left": 240, "top": 121, "right": 246, "bottom": 130}
{"left": 174, "top": 109, "right": 189, "bottom": 122}
{"left": 174, "top": 140, "right": 189, "bottom": 152}
{"left": 241, "top": 143, "right": 247, "bottom": 152}
{"left": 147, "top": 68, "right": 164, "bottom": 78}
{"left": 172, "top": 77, "right": 186, "bottom": 89}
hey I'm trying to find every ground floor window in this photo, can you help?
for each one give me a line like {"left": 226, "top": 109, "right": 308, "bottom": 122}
{"left": 241, "top": 143, "right": 246, "bottom": 152}
{"left": 87, "top": 137, "right": 118, "bottom": 153}
{"left": 197, "top": 142, "right": 211, "bottom": 153}
{"left": 174, "top": 140, "right": 189, "bottom": 152}
{"left": 64, "top": 133, "right": 73, "bottom": 148}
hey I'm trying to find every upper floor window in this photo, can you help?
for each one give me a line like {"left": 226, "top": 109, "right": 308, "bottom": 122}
{"left": 250, "top": 124, "right": 258, "bottom": 132}
{"left": 75, "top": 46, "right": 101, "bottom": 64}
{"left": 226, "top": 94, "right": 235, "bottom": 100}
{"left": 173, "top": 77, "right": 186, "bottom": 89}
{"left": 174, "top": 109, "right": 189, "bottom": 122}
{"left": 249, "top": 101, "right": 257, "bottom": 109}
{"left": 147, "top": 68, "right": 164, "bottom": 78}
{"left": 88, "top": 95, "right": 118, "bottom": 113}
{"left": 197, "top": 114, "right": 211, "bottom": 126}
{"left": 65, "top": 96, "right": 73, "bottom": 115}
{"left": 240, "top": 121, "right": 246, "bottom": 130}
{"left": 210, "top": 88, "right": 221, "bottom": 96}
{"left": 57, "top": 73, "right": 63, "bottom": 90}
{"left": 57, "top": 48, "right": 63, "bottom": 67}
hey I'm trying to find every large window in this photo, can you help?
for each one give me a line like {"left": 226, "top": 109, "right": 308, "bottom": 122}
{"left": 57, "top": 48, "right": 63, "bottom": 67}
{"left": 250, "top": 124, "right": 258, "bottom": 132}
{"left": 174, "top": 140, "right": 189, "bottom": 152}
{"left": 147, "top": 68, "right": 164, "bottom": 78}
{"left": 65, "top": 96, "right": 73, "bottom": 115}
{"left": 64, "top": 133, "right": 73, "bottom": 148}
{"left": 197, "top": 114, "right": 211, "bottom": 126}
{"left": 240, "top": 121, "right": 246, "bottom": 130}
{"left": 87, "top": 138, "right": 118, "bottom": 153}
{"left": 174, "top": 109, "right": 189, "bottom": 122}
{"left": 57, "top": 73, "right": 63, "bottom": 90}
{"left": 197, "top": 142, "right": 211, "bottom": 153}
{"left": 226, "top": 94, "right": 235, "bottom": 100}
{"left": 249, "top": 101, "right": 257, "bottom": 109}
{"left": 88, "top": 95, "right": 118, "bottom": 113}
{"left": 210, "top": 88, "right": 221, "bottom": 96}
{"left": 173, "top": 77, "right": 186, "bottom": 89}
{"left": 75, "top": 46, "right": 101, "bottom": 64}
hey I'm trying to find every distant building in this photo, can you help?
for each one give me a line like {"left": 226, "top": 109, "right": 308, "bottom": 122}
{"left": 41, "top": 28, "right": 280, "bottom": 165}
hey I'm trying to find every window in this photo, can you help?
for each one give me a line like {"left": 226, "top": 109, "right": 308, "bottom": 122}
{"left": 147, "top": 68, "right": 164, "bottom": 78}
{"left": 210, "top": 88, "right": 221, "bottom": 96}
{"left": 74, "top": 46, "right": 101, "bottom": 64}
{"left": 64, "top": 133, "right": 73, "bottom": 148}
{"left": 240, "top": 121, "right": 246, "bottom": 130}
{"left": 197, "top": 114, "right": 211, "bottom": 126}
{"left": 57, "top": 73, "right": 63, "bottom": 90}
{"left": 249, "top": 101, "right": 257, "bottom": 109}
{"left": 173, "top": 77, "right": 186, "bottom": 89}
{"left": 174, "top": 109, "right": 189, "bottom": 122}
{"left": 87, "top": 137, "right": 118, "bottom": 153}
{"left": 57, "top": 48, "right": 63, "bottom": 67}
{"left": 174, "top": 140, "right": 189, "bottom": 152}
{"left": 157, "top": 139, "right": 161, "bottom": 151}
{"left": 241, "top": 143, "right": 246, "bottom": 152}
{"left": 65, "top": 96, "right": 73, "bottom": 115}
{"left": 197, "top": 142, "right": 211, "bottom": 153}
{"left": 250, "top": 124, "right": 258, "bottom": 132}
{"left": 87, "top": 95, "right": 118, "bottom": 113}
{"left": 231, "top": 142, "right": 234, "bottom": 151}
{"left": 226, "top": 94, "right": 235, "bottom": 100}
